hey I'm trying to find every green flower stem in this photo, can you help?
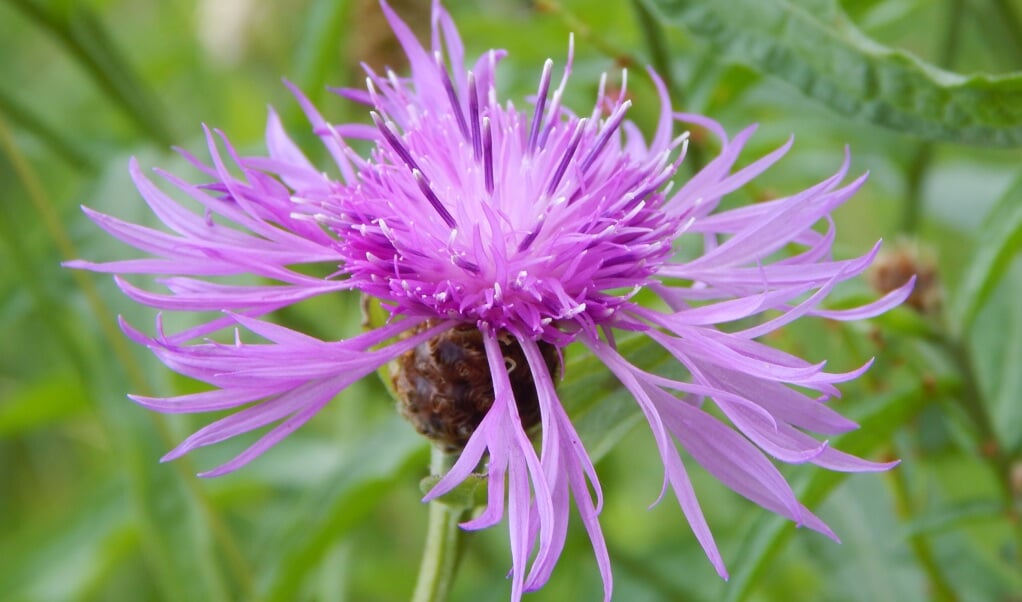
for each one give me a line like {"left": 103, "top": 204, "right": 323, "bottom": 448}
{"left": 535, "top": 0, "right": 636, "bottom": 67}
{"left": 886, "top": 445, "right": 959, "bottom": 601}
{"left": 902, "top": 143, "right": 931, "bottom": 234}
{"left": 940, "top": 334, "right": 1022, "bottom": 564}
{"left": 901, "top": 0, "right": 964, "bottom": 233}
{"left": 0, "top": 116, "right": 254, "bottom": 597}
{"left": 987, "top": 0, "right": 1022, "bottom": 67}
{"left": 7, "top": 0, "right": 174, "bottom": 145}
{"left": 412, "top": 447, "right": 472, "bottom": 602}
{"left": 630, "top": 0, "right": 672, "bottom": 89}
{"left": 628, "top": 0, "right": 706, "bottom": 172}
{"left": 286, "top": 0, "right": 354, "bottom": 127}
{"left": 0, "top": 88, "right": 97, "bottom": 171}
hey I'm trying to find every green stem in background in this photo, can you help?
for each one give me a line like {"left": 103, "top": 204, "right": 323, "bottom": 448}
{"left": 901, "top": 0, "right": 1022, "bottom": 570}
{"left": 900, "top": 0, "right": 964, "bottom": 233}
{"left": 986, "top": 0, "right": 1022, "bottom": 68}
{"left": 886, "top": 446, "right": 960, "bottom": 602}
{"left": 908, "top": 312, "right": 1022, "bottom": 565}
{"left": 0, "top": 116, "right": 148, "bottom": 392}
{"left": 723, "top": 375, "right": 962, "bottom": 602}
{"left": 629, "top": 0, "right": 706, "bottom": 172}
{"left": 630, "top": 0, "right": 674, "bottom": 91}
{"left": 535, "top": 0, "right": 644, "bottom": 71}
{"left": 0, "top": 88, "right": 97, "bottom": 171}
{"left": 412, "top": 447, "right": 472, "bottom": 602}
{"left": 902, "top": 143, "right": 931, "bottom": 234}
{"left": 0, "top": 116, "right": 254, "bottom": 598}
{"left": 286, "top": 0, "right": 352, "bottom": 126}
{"left": 939, "top": 333, "right": 1022, "bottom": 564}
{"left": 5, "top": 0, "right": 174, "bottom": 145}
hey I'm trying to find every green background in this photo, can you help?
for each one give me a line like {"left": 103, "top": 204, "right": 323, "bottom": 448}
{"left": 2, "top": 0, "right": 1021, "bottom": 600}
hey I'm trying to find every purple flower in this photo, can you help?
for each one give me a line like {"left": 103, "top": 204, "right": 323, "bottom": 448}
{"left": 68, "top": 1, "right": 912, "bottom": 599}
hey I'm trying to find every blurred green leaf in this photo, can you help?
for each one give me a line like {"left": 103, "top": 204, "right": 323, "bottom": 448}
{"left": 862, "top": 304, "right": 940, "bottom": 340}
{"left": 0, "top": 477, "right": 132, "bottom": 601}
{"left": 722, "top": 374, "right": 961, "bottom": 602}
{"left": 0, "top": 374, "right": 88, "bottom": 437}
{"left": 7, "top": 0, "right": 173, "bottom": 145}
{"left": 969, "top": 0, "right": 1022, "bottom": 71}
{"left": 421, "top": 473, "right": 488, "bottom": 511}
{"left": 259, "top": 416, "right": 427, "bottom": 601}
{"left": 966, "top": 259, "right": 1022, "bottom": 451}
{"left": 950, "top": 172, "right": 1022, "bottom": 332}
{"left": 114, "top": 409, "right": 233, "bottom": 601}
{"left": 0, "top": 87, "right": 97, "bottom": 170}
{"left": 900, "top": 498, "right": 1004, "bottom": 537}
{"left": 649, "top": 0, "right": 1022, "bottom": 146}
{"left": 561, "top": 334, "right": 673, "bottom": 462}
{"left": 292, "top": 0, "right": 350, "bottom": 104}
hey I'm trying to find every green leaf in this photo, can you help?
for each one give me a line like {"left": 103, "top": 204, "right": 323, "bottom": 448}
{"left": 0, "top": 87, "right": 97, "bottom": 171}
{"left": 0, "top": 478, "right": 132, "bottom": 600}
{"left": 648, "top": 0, "right": 1022, "bottom": 146}
{"left": 68, "top": 343, "right": 237, "bottom": 601}
{"left": 560, "top": 333, "right": 675, "bottom": 462}
{"left": 420, "top": 473, "right": 488, "bottom": 511}
{"left": 291, "top": 0, "right": 350, "bottom": 102}
{"left": 258, "top": 416, "right": 428, "bottom": 601}
{"left": 951, "top": 172, "right": 1022, "bottom": 332}
{"left": 900, "top": 498, "right": 1004, "bottom": 538}
{"left": 721, "top": 374, "right": 961, "bottom": 602}
{"left": 7, "top": 0, "right": 174, "bottom": 145}
{"left": 0, "top": 374, "right": 88, "bottom": 438}
{"left": 966, "top": 259, "right": 1022, "bottom": 451}
{"left": 116, "top": 410, "right": 233, "bottom": 602}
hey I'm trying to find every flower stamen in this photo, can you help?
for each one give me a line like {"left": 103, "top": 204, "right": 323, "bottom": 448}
{"left": 435, "top": 50, "right": 470, "bottom": 141}
{"left": 468, "top": 71, "right": 482, "bottom": 161}
{"left": 580, "top": 99, "right": 631, "bottom": 172}
{"left": 547, "top": 118, "right": 588, "bottom": 195}
{"left": 529, "top": 59, "right": 555, "bottom": 154}
{"left": 483, "top": 116, "right": 494, "bottom": 195}
{"left": 412, "top": 168, "right": 457, "bottom": 228}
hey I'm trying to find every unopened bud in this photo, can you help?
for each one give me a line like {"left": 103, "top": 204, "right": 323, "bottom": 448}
{"left": 391, "top": 322, "right": 560, "bottom": 451}
{"left": 868, "top": 240, "right": 941, "bottom": 316}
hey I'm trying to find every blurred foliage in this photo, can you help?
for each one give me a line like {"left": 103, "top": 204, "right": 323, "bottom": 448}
{"left": 1, "top": 0, "right": 1021, "bottom": 601}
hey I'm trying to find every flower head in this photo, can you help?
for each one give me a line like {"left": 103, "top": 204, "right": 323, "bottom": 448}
{"left": 68, "top": 1, "right": 912, "bottom": 599}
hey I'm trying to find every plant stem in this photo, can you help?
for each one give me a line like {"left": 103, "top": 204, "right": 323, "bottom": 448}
{"left": 6, "top": 0, "right": 174, "bottom": 145}
{"left": 987, "top": 0, "right": 1022, "bottom": 67}
{"left": 0, "top": 88, "right": 97, "bottom": 171}
{"left": 412, "top": 447, "right": 471, "bottom": 602}
{"left": 886, "top": 447, "right": 959, "bottom": 601}
{"left": 940, "top": 334, "right": 1022, "bottom": 565}
{"left": 535, "top": 0, "right": 637, "bottom": 66}
{"left": 901, "top": 0, "right": 963, "bottom": 233}
{"left": 630, "top": 0, "right": 673, "bottom": 91}
{"left": 902, "top": 143, "right": 931, "bottom": 234}
{"left": 628, "top": 0, "right": 706, "bottom": 172}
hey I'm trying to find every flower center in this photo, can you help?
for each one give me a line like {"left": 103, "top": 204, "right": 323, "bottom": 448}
{"left": 391, "top": 322, "right": 560, "bottom": 450}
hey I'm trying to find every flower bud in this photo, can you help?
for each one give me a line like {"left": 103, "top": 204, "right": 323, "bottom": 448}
{"left": 391, "top": 323, "right": 561, "bottom": 451}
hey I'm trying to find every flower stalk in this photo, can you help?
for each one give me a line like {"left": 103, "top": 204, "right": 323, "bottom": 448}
{"left": 413, "top": 447, "right": 472, "bottom": 602}
{"left": 886, "top": 445, "right": 959, "bottom": 601}
{"left": 941, "top": 334, "right": 1022, "bottom": 565}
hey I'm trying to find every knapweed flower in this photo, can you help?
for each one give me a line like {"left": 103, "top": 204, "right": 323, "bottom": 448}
{"left": 68, "top": 1, "right": 912, "bottom": 599}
